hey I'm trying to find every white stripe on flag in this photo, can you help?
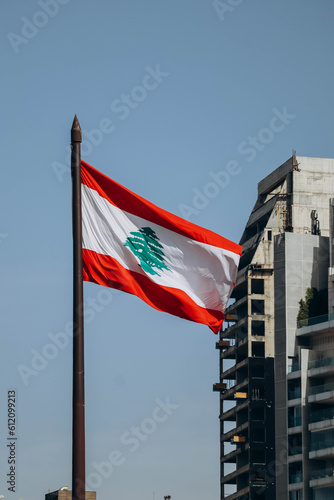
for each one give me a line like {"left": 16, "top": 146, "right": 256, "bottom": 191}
{"left": 82, "top": 184, "right": 239, "bottom": 312}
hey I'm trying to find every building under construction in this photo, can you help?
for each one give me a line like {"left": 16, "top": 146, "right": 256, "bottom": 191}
{"left": 214, "top": 153, "right": 334, "bottom": 499}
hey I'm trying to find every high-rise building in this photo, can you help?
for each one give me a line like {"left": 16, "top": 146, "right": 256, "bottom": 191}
{"left": 214, "top": 153, "right": 334, "bottom": 499}
{"left": 283, "top": 198, "right": 334, "bottom": 500}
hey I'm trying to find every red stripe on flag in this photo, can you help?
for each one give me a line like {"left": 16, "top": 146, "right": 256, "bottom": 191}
{"left": 83, "top": 249, "right": 224, "bottom": 334}
{"left": 81, "top": 160, "right": 242, "bottom": 256}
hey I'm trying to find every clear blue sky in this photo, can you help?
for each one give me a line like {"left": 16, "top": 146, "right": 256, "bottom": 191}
{"left": 1, "top": 1, "right": 334, "bottom": 499}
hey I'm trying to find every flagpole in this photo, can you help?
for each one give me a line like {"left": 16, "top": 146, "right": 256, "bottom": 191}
{"left": 71, "top": 115, "right": 85, "bottom": 500}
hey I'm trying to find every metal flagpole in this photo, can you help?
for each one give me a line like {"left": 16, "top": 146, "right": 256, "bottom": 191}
{"left": 71, "top": 115, "right": 85, "bottom": 500}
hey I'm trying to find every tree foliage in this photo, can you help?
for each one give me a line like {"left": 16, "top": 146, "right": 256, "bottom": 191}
{"left": 297, "top": 287, "right": 328, "bottom": 323}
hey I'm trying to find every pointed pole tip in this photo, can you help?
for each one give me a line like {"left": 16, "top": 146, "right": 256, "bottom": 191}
{"left": 71, "top": 115, "right": 82, "bottom": 143}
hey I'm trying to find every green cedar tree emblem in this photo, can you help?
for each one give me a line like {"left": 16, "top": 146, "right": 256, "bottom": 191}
{"left": 124, "top": 226, "right": 171, "bottom": 276}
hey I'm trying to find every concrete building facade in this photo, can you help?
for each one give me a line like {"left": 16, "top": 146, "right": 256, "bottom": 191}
{"left": 214, "top": 153, "right": 334, "bottom": 499}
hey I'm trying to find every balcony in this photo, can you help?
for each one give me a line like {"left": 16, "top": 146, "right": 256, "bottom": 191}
{"left": 288, "top": 416, "right": 302, "bottom": 428}
{"left": 310, "top": 382, "right": 334, "bottom": 395}
{"left": 310, "top": 438, "right": 334, "bottom": 452}
{"left": 289, "top": 473, "right": 303, "bottom": 484}
{"left": 288, "top": 363, "right": 301, "bottom": 373}
{"left": 309, "top": 357, "right": 334, "bottom": 370}
{"left": 308, "top": 356, "right": 334, "bottom": 377}
{"left": 309, "top": 408, "right": 334, "bottom": 424}
{"left": 288, "top": 388, "right": 301, "bottom": 401}
{"left": 308, "top": 382, "right": 334, "bottom": 404}
{"left": 310, "top": 430, "right": 334, "bottom": 458}
{"left": 288, "top": 364, "right": 301, "bottom": 382}
{"left": 298, "top": 312, "right": 334, "bottom": 329}
{"left": 311, "top": 468, "right": 334, "bottom": 480}
{"left": 289, "top": 445, "right": 303, "bottom": 458}
{"left": 309, "top": 407, "right": 334, "bottom": 431}
{"left": 310, "top": 468, "right": 334, "bottom": 488}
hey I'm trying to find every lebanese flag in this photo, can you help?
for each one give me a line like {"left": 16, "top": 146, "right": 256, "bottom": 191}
{"left": 81, "top": 160, "right": 241, "bottom": 333}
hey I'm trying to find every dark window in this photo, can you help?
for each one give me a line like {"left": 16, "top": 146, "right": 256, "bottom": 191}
{"left": 252, "top": 406, "right": 265, "bottom": 421}
{"left": 252, "top": 449, "right": 265, "bottom": 463}
{"left": 252, "top": 320, "right": 265, "bottom": 336}
{"left": 251, "top": 279, "right": 264, "bottom": 295}
{"left": 252, "top": 342, "right": 265, "bottom": 357}
{"left": 252, "top": 427, "right": 265, "bottom": 442}
{"left": 252, "top": 363, "right": 265, "bottom": 378}
{"left": 252, "top": 299, "right": 265, "bottom": 315}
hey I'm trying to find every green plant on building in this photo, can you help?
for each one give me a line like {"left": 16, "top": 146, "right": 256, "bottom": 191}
{"left": 297, "top": 287, "right": 328, "bottom": 324}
